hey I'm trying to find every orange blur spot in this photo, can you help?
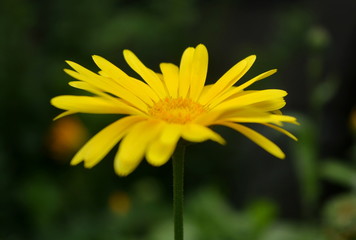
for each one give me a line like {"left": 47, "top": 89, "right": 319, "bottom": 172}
{"left": 47, "top": 116, "right": 88, "bottom": 161}
{"left": 108, "top": 191, "right": 131, "bottom": 215}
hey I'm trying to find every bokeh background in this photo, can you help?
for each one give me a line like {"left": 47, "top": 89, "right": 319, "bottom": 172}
{"left": 1, "top": 0, "right": 356, "bottom": 239}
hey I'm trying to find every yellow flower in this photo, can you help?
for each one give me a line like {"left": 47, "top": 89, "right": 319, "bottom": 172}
{"left": 51, "top": 44, "right": 298, "bottom": 176}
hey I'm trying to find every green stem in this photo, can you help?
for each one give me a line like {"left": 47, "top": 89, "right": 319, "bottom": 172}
{"left": 172, "top": 143, "right": 185, "bottom": 240}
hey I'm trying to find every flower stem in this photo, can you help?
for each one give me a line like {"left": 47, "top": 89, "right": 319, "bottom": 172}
{"left": 172, "top": 143, "right": 185, "bottom": 240}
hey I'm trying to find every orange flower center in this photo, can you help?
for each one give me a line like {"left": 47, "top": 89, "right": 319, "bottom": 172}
{"left": 149, "top": 98, "right": 206, "bottom": 124}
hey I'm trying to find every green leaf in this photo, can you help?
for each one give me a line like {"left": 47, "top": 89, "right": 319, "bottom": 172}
{"left": 321, "top": 160, "right": 356, "bottom": 189}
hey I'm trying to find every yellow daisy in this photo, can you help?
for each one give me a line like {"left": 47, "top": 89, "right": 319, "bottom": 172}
{"left": 51, "top": 44, "right": 298, "bottom": 176}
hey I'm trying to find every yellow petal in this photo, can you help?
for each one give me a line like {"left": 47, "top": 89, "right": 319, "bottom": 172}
{"left": 199, "top": 55, "right": 256, "bottom": 104}
{"left": 235, "top": 69, "right": 277, "bottom": 92}
{"left": 69, "top": 81, "right": 97, "bottom": 92}
{"left": 65, "top": 63, "right": 149, "bottom": 112}
{"left": 51, "top": 95, "right": 140, "bottom": 115}
{"left": 68, "top": 81, "right": 121, "bottom": 101}
{"left": 53, "top": 110, "right": 76, "bottom": 120}
{"left": 189, "top": 44, "right": 209, "bottom": 101}
{"left": 193, "top": 109, "right": 224, "bottom": 126}
{"left": 64, "top": 69, "right": 87, "bottom": 81}
{"left": 217, "top": 108, "right": 275, "bottom": 123}
{"left": 71, "top": 116, "right": 145, "bottom": 167}
{"left": 92, "top": 55, "right": 159, "bottom": 104}
{"left": 199, "top": 84, "right": 213, "bottom": 99}
{"left": 208, "top": 69, "right": 277, "bottom": 108}
{"left": 123, "top": 50, "right": 167, "bottom": 98}
{"left": 182, "top": 124, "right": 226, "bottom": 145}
{"left": 213, "top": 90, "right": 288, "bottom": 111}
{"left": 212, "top": 107, "right": 297, "bottom": 126}
{"left": 156, "top": 73, "right": 163, "bottom": 80}
{"left": 65, "top": 62, "right": 100, "bottom": 80}
{"left": 251, "top": 98, "right": 286, "bottom": 112}
{"left": 262, "top": 123, "right": 298, "bottom": 141}
{"left": 160, "top": 63, "right": 179, "bottom": 98}
{"left": 146, "top": 124, "right": 182, "bottom": 166}
{"left": 115, "top": 120, "right": 164, "bottom": 176}
{"left": 271, "top": 114, "right": 299, "bottom": 124}
{"left": 65, "top": 61, "right": 117, "bottom": 94}
{"left": 221, "top": 122, "right": 285, "bottom": 159}
{"left": 178, "top": 47, "right": 195, "bottom": 97}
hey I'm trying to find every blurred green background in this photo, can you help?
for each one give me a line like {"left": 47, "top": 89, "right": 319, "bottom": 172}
{"left": 1, "top": 0, "right": 356, "bottom": 239}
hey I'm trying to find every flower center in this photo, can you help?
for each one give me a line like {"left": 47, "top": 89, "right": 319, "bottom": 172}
{"left": 148, "top": 98, "right": 207, "bottom": 124}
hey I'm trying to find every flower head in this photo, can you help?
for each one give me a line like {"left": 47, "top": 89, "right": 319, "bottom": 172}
{"left": 51, "top": 44, "right": 298, "bottom": 176}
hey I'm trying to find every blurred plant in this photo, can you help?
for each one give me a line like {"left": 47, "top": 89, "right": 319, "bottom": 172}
{"left": 319, "top": 109, "right": 356, "bottom": 240}
{"left": 291, "top": 24, "right": 336, "bottom": 217}
{"left": 290, "top": 21, "right": 356, "bottom": 240}
{"left": 323, "top": 194, "right": 356, "bottom": 240}
{"left": 148, "top": 187, "right": 327, "bottom": 240}
{"left": 147, "top": 186, "right": 277, "bottom": 240}
{"left": 18, "top": 173, "right": 63, "bottom": 232}
{"left": 260, "top": 223, "right": 326, "bottom": 240}
{"left": 321, "top": 160, "right": 356, "bottom": 191}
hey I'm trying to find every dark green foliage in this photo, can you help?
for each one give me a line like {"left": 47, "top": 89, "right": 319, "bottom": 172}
{"left": 1, "top": 0, "right": 355, "bottom": 239}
